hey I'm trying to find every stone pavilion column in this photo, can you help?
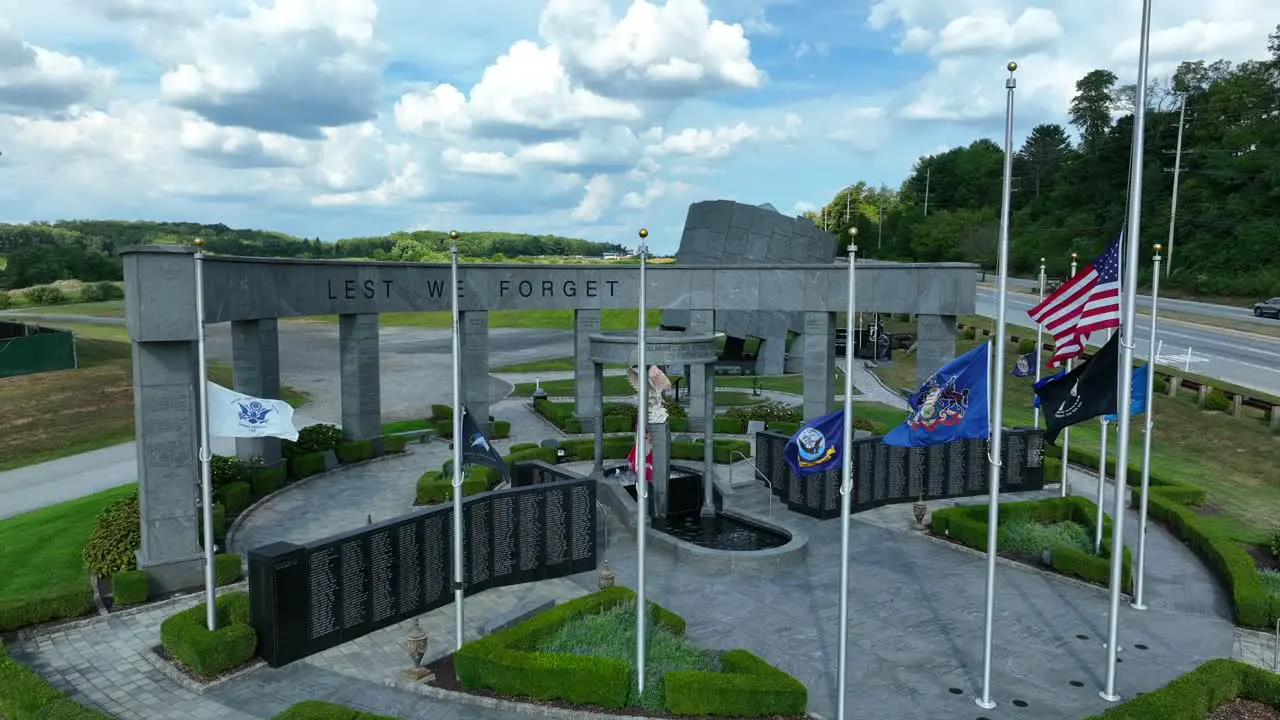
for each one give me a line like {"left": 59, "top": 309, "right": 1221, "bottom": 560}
{"left": 916, "top": 314, "right": 958, "bottom": 388}
{"left": 459, "top": 310, "right": 490, "bottom": 432}
{"left": 686, "top": 310, "right": 714, "bottom": 431}
{"left": 231, "top": 318, "right": 282, "bottom": 468}
{"left": 801, "top": 311, "right": 836, "bottom": 420}
{"left": 338, "top": 313, "right": 381, "bottom": 441}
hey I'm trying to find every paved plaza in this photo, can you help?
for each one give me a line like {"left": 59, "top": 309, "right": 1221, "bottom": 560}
{"left": 0, "top": 359, "right": 1256, "bottom": 720}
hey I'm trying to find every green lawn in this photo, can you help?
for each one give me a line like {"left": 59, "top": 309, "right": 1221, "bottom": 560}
{"left": 6, "top": 300, "right": 126, "bottom": 317}
{"left": 0, "top": 484, "right": 136, "bottom": 617}
{"left": 492, "top": 357, "right": 627, "bottom": 372}
{"left": 713, "top": 391, "right": 764, "bottom": 406}
{"left": 513, "top": 375, "right": 637, "bottom": 397}
{"left": 381, "top": 418, "right": 431, "bottom": 434}
{"left": 875, "top": 319, "right": 1280, "bottom": 542}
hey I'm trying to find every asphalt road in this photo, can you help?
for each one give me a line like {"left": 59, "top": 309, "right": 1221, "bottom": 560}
{"left": 976, "top": 288, "right": 1280, "bottom": 396}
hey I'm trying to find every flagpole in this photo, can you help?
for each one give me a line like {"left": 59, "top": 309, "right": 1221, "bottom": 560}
{"left": 1132, "top": 244, "right": 1161, "bottom": 611}
{"left": 1095, "top": 414, "right": 1107, "bottom": 554}
{"left": 836, "top": 232, "right": 858, "bottom": 720}
{"left": 1061, "top": 253, "right": 1077, "bottom": 497}
{"left": 449, "top": 232, "right": 466, "bottom": 649}
{"left": 1103, "top": 0, "right": 1152, "bottom": 700}
{"left": 977, "top": 61, "right": 1017, "bottom": 712}
{"left": 635, "top": 228, "right": 650, "bottom": 695}
{"left": 192, "top": 238, "right": 218, "bottom": 631}
{"left": 1033, "top": 258, "right": 1045, "bottom": 429}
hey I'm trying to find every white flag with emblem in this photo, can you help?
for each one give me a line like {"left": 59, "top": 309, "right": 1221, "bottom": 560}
{"left": 206, "top": 382, "right": 299, "bottom": 441}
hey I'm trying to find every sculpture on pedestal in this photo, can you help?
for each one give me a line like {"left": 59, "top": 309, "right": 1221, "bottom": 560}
{"left": 628, "top": 365, "right": 674, "bottom": 519}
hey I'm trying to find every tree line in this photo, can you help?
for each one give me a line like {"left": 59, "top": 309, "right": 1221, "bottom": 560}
{"left": 813, "top": 26, "right": 1280, "bottom": 298}
{"left": 0, "top": 221, "right": 628, "bottom": 291}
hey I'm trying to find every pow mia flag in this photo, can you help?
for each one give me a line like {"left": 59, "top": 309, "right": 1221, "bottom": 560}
{"left": 1033, "top": 333, "right": 1121, "bottom": 445}
{"left": 460, "top": 405, "right": 509, "bottom": 481}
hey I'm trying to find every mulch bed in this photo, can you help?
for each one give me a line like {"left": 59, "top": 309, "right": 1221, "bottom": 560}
{"left": 1243, "top": 544, "right": 1280, "bottom": 573}
{"left": 1209, "top": 699, "right": 1280, "bottom": 720}
{"left": 151, "top": 645, "right": 254, "bottom": 685}
{"left": 424, "top": 652, "right": 804, "bottom": 720}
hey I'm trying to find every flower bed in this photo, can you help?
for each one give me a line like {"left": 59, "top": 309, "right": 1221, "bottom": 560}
{"left": 1081, "top": 658, "right": 1280, "bottom": 719}
{"left": 931, "top": 495, "right": 1133, "bottom": 591}
{"left": 449, "top": 586, "right": 806, "bottom": 717}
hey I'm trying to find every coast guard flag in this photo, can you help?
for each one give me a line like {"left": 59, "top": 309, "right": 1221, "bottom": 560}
{"left": 1033, "top": 333, "right": 1121, "bottom": 444}
{"left": 460, "top": 405, "right": 508, "bottom": 480}
{"left": 784, "top": 409, "right": 845, "bottom": 477}
{"left": 1011, "top": 349, "right": 1038, "bottom": 377}
{"left": 1032, "top": 369, "right": 1067, "bottom": 409}
{"left": 206, "top": 382, "right": 299, "bottom": 441}
{"left": 883, "top": 343, "right": 991, "bottom": 447}
{"left": 1103, "top": 364, "right": 1150, "bottom": 422}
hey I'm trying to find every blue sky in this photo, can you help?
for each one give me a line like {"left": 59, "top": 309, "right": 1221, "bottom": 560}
{"left": 0, "top": 0, "right": 1274, "bottom": 254}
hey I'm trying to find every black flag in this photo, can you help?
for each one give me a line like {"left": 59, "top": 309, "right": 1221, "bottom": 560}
{"left": 460, "top": 405, "right": 508, "bottom": 480}
{"left": 1034, "top": 333, "right": 1121, "bottom": 445}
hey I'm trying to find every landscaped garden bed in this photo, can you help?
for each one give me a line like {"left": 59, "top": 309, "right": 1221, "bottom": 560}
{"left": 439, "top": 586, "right": 806, "bottom": 719}
{"left": 930, "top": 496, "right": 1132, "bottom": 591}
{"left": 1081, "top": 658, "right": 1280, "bottom": 719}
{"left": 156, "top": 590, "right": 258, "bottom": 683}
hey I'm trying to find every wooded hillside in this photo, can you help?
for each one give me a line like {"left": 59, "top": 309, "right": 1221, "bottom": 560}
{"left": 0, "top": 221, "right": 626, "bottom": 290}
{"left": 816, "top": 26, "right": 1280, "bottom": 298}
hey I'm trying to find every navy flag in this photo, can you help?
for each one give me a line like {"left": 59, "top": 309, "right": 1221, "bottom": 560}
{"left": 460, "top": 405, "right": 508, "bottom": 480}
{"left": 1012, "top": 349, "right": 1038, "bottom": 377}
{"left": 784, "top": 409, "right": 845, "bottom": 477}
{"left": 1033, "top": 333, "right": 1121, "bottom": 445}
{"left": 883, "top": 343, "right": 991, "bottom": 447}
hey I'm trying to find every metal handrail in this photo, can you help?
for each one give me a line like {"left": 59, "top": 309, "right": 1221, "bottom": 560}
{"left": 729, "top": 450, "right": 772, "bottom": 518}
{"left": 595, "top": 499, "right": 609, "bottom": 560}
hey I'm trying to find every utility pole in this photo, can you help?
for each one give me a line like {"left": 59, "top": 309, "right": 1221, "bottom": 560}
{"left": 1163, "top": 99, "right": 1186, "bottom": 277}
{"left": 923, "top": 167, "right": 931, "bottom": 216}
{"left": 877, "top": 192, "right": 884, "bottom": 250}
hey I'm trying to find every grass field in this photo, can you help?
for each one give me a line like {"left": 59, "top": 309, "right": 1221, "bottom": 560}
{"left": 0, "top": 322, "right": 309, "bottom": 472}
{"left": 0, "top": 484, "right": 136, "bottom": 617}
{"left": 6, "top": 300, "right": 126, "bottom": 317}
{"left": 874, "top": 319, "right": 1280, "bottom": 543}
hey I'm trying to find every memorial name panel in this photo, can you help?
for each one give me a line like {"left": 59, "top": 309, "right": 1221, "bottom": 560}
{"left": 1001, "top": 431, "right": 1026, "bottom": 489}
{"left": 250, "top": 477, "right": 597, "bottom": 668}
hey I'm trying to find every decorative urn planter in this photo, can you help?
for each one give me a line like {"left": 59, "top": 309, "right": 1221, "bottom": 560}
{"left": 912, "top": 496, "right": 927, "bottom": 529}
{"left": 598, "top": 560, "right": 616, "bottom": 589}
{"left": 400, "top": 619, "right": 433, "bottom": 682}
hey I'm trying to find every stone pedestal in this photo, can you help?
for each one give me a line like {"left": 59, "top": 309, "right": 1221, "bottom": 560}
{"left": 649, "top": 421, "right": 672, "bottom": 520}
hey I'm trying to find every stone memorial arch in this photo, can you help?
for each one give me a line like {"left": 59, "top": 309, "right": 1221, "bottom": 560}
{"left": 121, "top": 244, "right": 976, "bottom": 591}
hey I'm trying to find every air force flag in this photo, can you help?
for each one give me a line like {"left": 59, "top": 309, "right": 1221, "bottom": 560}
{"left": 206, "top": 382, "right": 299, "bottom": 441}
{"left": 883, "top": 343, "right": 991, "bottom": 447}
{"left": 784, "top": 409, "right": 845, "bottom": 477}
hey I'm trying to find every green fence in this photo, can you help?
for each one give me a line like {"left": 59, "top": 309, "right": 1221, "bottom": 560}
{"left": 0, "top": 321, "right": 76, "bottom": 378}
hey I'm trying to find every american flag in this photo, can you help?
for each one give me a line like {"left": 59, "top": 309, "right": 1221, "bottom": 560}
{"left": 1027, "top": 232, "right": 1123, "bottom": 367}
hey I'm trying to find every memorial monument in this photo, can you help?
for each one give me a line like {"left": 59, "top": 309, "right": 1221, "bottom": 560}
{"left": 121, "top": 216, "right": 975, "bottom": 592}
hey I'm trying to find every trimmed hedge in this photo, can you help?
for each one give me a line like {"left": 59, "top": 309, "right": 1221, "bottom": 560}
{"left": 415, "top": 471, "right": 491, "bottom": 505}
{"left": 0, "top": 586, "right": 94, "bottom": 634}
{"left": 282, "top": 424, "right": 343, "bottom": 459}
{"left": 665, "top": 649, "right": 808, "bottom": 717}
{"left": 0, "top": 642, "right": 112, "bottom": 720}
{"left": 251, "top": 467, "right": 285, "bottom": 496}
{"left": 215, "top": 553, "right": 244, "bottom": 586}
{"left": 532, "top": 399, "right": 582, "bottom": 433}
{"left": 382, "top": 435, "right": 407, "bottom": 453}
{"left": 111, "top": 570, "right": 149, "bottom": 606}
{"left": 554, "top": 435, "right": 749, "bottom": 464}
{"left": 509, "top": 442, "right": 539, "bottom": 453}
{"left": 931, "top": 495, "right": 1133, "bottom": 591}
{"left": 1081, "top": 658, "right": 1280, "bottom": 719}
{"left": 288, "top": 451, "right": 327, "bottom": 479}
{"left": 453, "top": 587, "right": 804, "bottom": 717}
{"left": 159, "top": 590, "right": 256, "bottom": 676}
{"left": 336, "top": 440, "right": 373, "bottom": 464}
{"left": 271, "top": 700, "right": 399, "bottom": 719}
{"left": 492, "top": 420, "right": 511, "bottom": 438}
{"left": 218, "top": 481, "right": 251, "bottom": 514}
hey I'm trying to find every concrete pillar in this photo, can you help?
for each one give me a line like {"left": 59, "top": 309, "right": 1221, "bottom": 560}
{"left": 132, "top": 342, "right": 204, "bottom": 592}
{"left": 687, "top": 310, "right": 714, "bottom": 431}
{"left": 460, "top": 310, "right": 490, "bottom": 432}
{"left": 1232, "top": 393, "right": 1244, "bottom": 418}
{"left": 649, "top": 421, "right": 671, "bottom": 520}
{"left": 121, "top": 245, "right": 205, "bottom": 593}
{"left": 231, "top": 318, "right": 282, "bottom": 467}
{"left": 702, "top": 362, "right": 715, "bottom": 516}
{"left": 1270, "top": 406, "right": 1280, "bottom": 432}
{"left": 916, "top": 314, "right": 958, "bottom": 389}
{"left": 1168, "top": 376, "right": 1181, "bottom": 397}
{"left": 755, "top": 336, "right": 786, "bottom": 375}
{"left": 1198, "top": 384, "right": 1209, "bottom": 409}
{"left": 801, "top": 312, "right": 836, "bottom": 420}
{"left": 339, "top": 313, "right": 381, "bottom": 440}
{"left": 574, "top": 310, "right": 602, "bottom": 433}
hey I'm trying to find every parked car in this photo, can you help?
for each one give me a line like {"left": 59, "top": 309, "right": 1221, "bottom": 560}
{"left": 1253, "top": 297, "right": 1280, "bottom": 318}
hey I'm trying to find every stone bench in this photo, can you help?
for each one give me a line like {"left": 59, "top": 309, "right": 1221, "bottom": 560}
{"left": 481, "top": 598, "right": 558, "bottom": 635}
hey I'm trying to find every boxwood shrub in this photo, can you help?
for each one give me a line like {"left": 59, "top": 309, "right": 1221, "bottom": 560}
{"left": 288, "top": 452, "right": 327, "bottom": 479}
{"left": 336, "top": 440, "right": 372, "bottom": 464}
{"left": 271, "top": 700, "right": 399, "bottom": 719}
{"left": 159, "top": 590, "right": 256, "bottom": 676}
{"left": 430, "top": 404, "right": 452, "bottom": 419}
{"left": 282, "top": 424, "right": 342, "bottom": 460}
{"left": 251, "top": 467, "right": 285, "bottom": 496}
{"left": 665, "top": 649, "right": 808, "bottom": 717}
{"left": 210, "top": 455, "right": 253, "bottom": 489}
{"left": 509, "top": 442, "right": 539, "bottom": 453}
{"left": 382, "top": 435, "right": 407, "bottom": 453}
{"left": 492, "top": 420, "right": 511, "bottom": 438}
{"left": 0, "top": 642, "right": 113, "bottom": 720}
{"left": 215, "top": 553, "right": 243, "bottom": 586}
{"left": 218, "top": 481, "right": 252, "bottom": 514}
{"left": 415, "top": 471, "right": 491, "bottom": 506}
{"left": 1081, "top": 658, "right": 1280, "bottom": 719}
{"left": 931, "top": 495, "right": 1132, "bottom": 591}
{"left": 0, "top": 586, "right": 94, "bottom": 634}
{"left": 111, "top": 570, "right": 149, "bottom": 606}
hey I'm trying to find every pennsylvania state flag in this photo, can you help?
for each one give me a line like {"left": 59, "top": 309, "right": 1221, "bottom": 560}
{"left": 784, "top": 409, "right": 845, "bottom": 477}
{"left": 883, "top": 343, "right": 991, "bottom": 447}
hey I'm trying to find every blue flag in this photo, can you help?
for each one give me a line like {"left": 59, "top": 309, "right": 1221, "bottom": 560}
{"left": 1011, "top": 350, "right": 1037, "bottom": 377}
{"left": 884, "top": 343, "right": 991, "bottom": 447}
{"left": 1033, "top": 369, "right": 1066, "bottom": 409}
{"left": 1103, "top": 364, "right": 1150, "bottom": 421}
{"left": 783, "top": 409, "right": 845, "bottom": 477}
